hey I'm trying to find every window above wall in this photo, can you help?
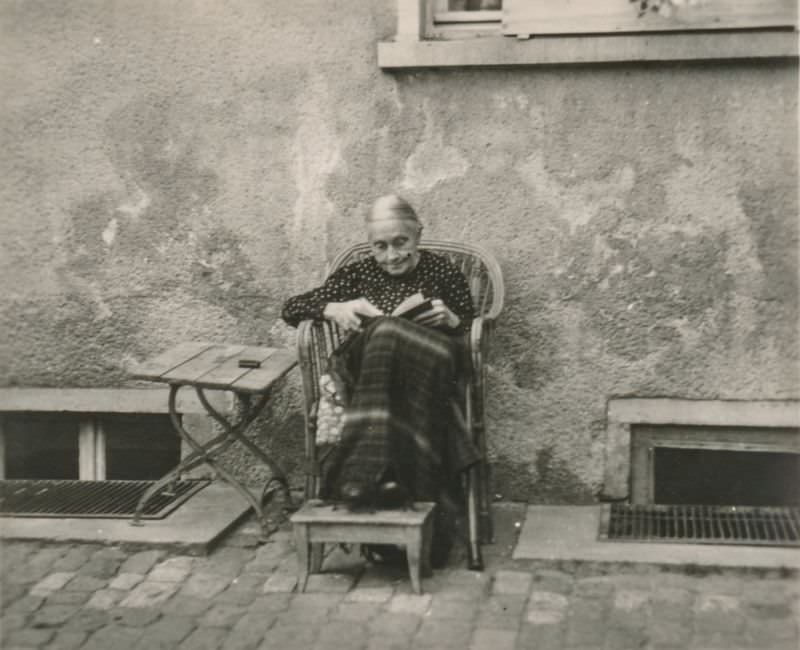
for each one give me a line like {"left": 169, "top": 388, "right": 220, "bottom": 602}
{"left": 379, "top": 0, "right": 798, "bottom": 68}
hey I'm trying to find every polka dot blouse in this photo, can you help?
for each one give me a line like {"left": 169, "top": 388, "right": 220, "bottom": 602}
{"left": 282, "top": 250, "right": 476, "bottom": 334}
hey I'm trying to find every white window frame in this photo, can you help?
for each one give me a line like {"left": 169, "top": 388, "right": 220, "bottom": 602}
{"left": 381, "top": 0, "right": 798, "bottom": 67}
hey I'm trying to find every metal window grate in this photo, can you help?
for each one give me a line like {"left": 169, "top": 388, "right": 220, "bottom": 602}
{"left": 599, "top": 503, "right": 800, "bottom": 547}
{"left": 0, "top": 479, "right": 210, "bottom": 519}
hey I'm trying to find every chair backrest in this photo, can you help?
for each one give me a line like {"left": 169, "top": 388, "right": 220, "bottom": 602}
{"left": 297, "top": 240, "right": 504, "bottom": 419}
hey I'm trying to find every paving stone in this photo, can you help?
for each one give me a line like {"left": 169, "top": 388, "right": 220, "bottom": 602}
{"left": 221, "top": 611, "right": 277, "bottom": 650}
{"left": 527, "top": 590, "right": 569, "bottom": 625}
{"left": 258, "top": 623, "right": 318, "bottom": 649}
{"left": 110, "top": 606, "right": 162, "bottom": 627}
{"left": 414, "top": 619, "right": 472, "bottom": 648}
{"left": 0, "top": 542, "right": 38, "bottom": 567}
{"left": 195, "top": 548, "right": 251, "bottom": 578}
{"left": 251, "top": 540, "right": 293, "bottom": 566}
{"left": 386, "top": 592, "right": 432, "bottom": 615}
{"left": 29, "top": 571, "right": 77, "bottom": 596}
{"left": 531, "top": 569, "right": 575, "bottom": 595}
{"left": 332, "top": 601, "right": 383, "bottom": 621}
{"left": 45, "top": 589, "right": 91, "bottom": 606}
{"left": 109, "top": 572, "right": 145, "bottom": 591}
{"left": 315, "top": 620, "right": 369, "bottom": 649}
{"left": 1, "top": 582, "right": 28, "bottom": 608}
{"left": 646, "top": 619, "right": 692, "bottom": 649}
{"left": 119, "top": 550, "right": 165, "bottom": 575}
{"left": 85, "top": 588, "right": 127, "bottom": 610}
{"left": 277, "top": 593, "right": 342, "bottom": 625}
{"left": 148, "top": 556, "right": 195, "bottom": 582}
{"left": 368, "top": 612, "right": 423, "bottom": 637}
{"left": 4, "top": 595, "right": 44, "bottom": 614}
{"left": 120, "top": 581, "right": 178, "bottom": 608}
{"left": 47, "top": 630, "right": 88, "bottom": 650}
{"left": 64, "top": 575, "right": 108, "bottom": 592}
{"left": 492, "top": 570, "right": 533, "bottom": 596}
{"left": 51, "top": 546, "right": 94, "bottom": 572}
{"left": 305, "top": 572, "right": 356, "bottom": 593}
{"left": 262, "top": 572, "right": 297, "bottom": 593}
{"left": 132, "top": 615, "right": 197, "bottom": 650}
{"left": 743, "top": 590, "right": 795, "bottom": 619}
{"left": 161, "top": 595, "right": 215, "bottom": 616}
{"left": 61, "top": 608, "right": 111, "bottom": 634}
{"left": 83, "top": 624, "right": 143, "bottom": 650}
{"left": 345, "top": 586, "right": 395, "bottom": 603}
{"left": 1, "top": 612, "right": 29, "bottom": 633}
{"left": 247, "top": 593, "right": 293, "bottom": 613}
{"left": 564, "top": 597, "right": 610, "bottom": 647}
{"left": 4, "top": 627, "right": 56, "bottom": 647}
{"left": 177, "top": 626, "right": 229, "bottom": 650}
{"left": 518, "top": 622, "right": 565, "bottom": 650}
{"left": 365, "top": 638, "right": 411, "bottom": 650}
{"left": 79, "top": 555, "right": 124, "bottom": 579}
{"left": 30, "top": 603, "right": 79, "bottom": 627}
{"left": 651, "top": 586, "right": 694, "bottom": 621}
{"left": 178, "top": 571, "right": 231, "bottom": 599}
{"left": 199, "top": 603, "right": 249, "bottom": 627}
{"left": 214, "top": 585, "right": 264, "bottom": 606}
{"left": 604, "top": 623, "right": 649, "bottom": 650}
{"left": 469, "top": 627, "right": 518, "bottom": 650}
{"left": 426, "top": 595, "right": 479, "bottom": 620}
{"left": 744, "top": 616, "right": 799, "bottom": 649}
{"left": 574, "top": 576, "right": 617, "bottom": 599}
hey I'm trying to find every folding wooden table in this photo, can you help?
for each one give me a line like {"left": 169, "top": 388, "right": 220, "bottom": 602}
{"left": 130, "top": 342, "right": 297, "bottom": 540}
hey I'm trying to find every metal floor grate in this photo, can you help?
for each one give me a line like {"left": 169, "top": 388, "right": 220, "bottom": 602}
{"left": 600, "top": 503, "right": 800, "bottom": 547}
{"left": 0, "top": 479, "right": 210, "bottom": 519}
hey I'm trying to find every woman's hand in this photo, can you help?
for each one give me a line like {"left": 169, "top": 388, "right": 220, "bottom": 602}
{"left": 413, "top": 298, "right": 460, "bottom": 330}
{"left": 323, "top": 298, "right": 383, "bottom": 332}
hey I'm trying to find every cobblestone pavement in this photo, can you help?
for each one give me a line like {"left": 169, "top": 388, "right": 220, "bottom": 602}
{"left": 1, "top": 507, "right": 798, "bottom": 650}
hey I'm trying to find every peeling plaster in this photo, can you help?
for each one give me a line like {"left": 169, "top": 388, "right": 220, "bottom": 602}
{"left": 516, "top": 152, "right": 636, "bottom": 234}
{"left": 401, "top": 99, "right": 469, "bottom": 192}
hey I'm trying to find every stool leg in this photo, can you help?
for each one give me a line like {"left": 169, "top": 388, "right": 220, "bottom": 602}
{"left": 310, "top": 543, "right": 324, "bottom": 573}
{"left": 421, "top": 517, "right": 433, "bottom": 578}
{"left": 293, "top": 523, "right": 311, "bottom": 593}
{"left": 405, "top": 526, "right": 423, "bottom": 595}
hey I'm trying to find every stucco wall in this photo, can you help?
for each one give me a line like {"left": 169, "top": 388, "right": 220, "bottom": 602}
{"left": 2, "top": 1, "right": 797, "bottom": 502}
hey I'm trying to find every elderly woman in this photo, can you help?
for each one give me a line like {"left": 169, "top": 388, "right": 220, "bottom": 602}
{"left": 282, "top": 195, "right": 480, "bottom": 564}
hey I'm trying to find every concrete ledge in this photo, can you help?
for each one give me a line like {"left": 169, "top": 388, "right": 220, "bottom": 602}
{"left": 378, "top": 31, "right": 798, "bottom": 68}
{"left": 0, "top": 483, "right": 251, "bottom": 555}
{"left": 0, "top": 387, "right": 232, "bottom": 415}
{"left": 602, "top": 399, "right": 800, "bottom": 499}
{"left": 514, "top": 505, "right": 800, "bottom": 570}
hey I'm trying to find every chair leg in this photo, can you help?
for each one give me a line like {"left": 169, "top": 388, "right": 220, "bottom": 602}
{"left": 466, "top": 465, "right": 484, "bottom": 571}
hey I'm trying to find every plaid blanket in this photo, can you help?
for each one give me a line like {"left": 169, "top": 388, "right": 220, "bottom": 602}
{"left": 321, "top": 317, "right": 481, "bottom": 505}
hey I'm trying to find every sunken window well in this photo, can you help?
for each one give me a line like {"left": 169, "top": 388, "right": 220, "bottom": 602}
{"left": 631, "top": 424, "right": 800, "bottom": 506}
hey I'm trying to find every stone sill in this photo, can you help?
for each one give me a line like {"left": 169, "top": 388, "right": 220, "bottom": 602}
{"left": 378, "top": 30, "right": 798, "bottom": 68}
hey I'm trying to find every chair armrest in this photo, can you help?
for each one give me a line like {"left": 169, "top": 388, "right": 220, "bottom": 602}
{"left": 467, "top": 316, "right": 492, "bottom": 379}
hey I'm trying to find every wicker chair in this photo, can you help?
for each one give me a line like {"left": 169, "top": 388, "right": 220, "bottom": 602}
{"left": 296, "top": 240, "right": 504, "bottom": 570}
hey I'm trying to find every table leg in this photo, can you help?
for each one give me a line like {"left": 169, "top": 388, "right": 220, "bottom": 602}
{"left": 131, "top": 385, "right": 243, "bottom": 526}
{"left": 196, "top": 388, "right": 294, "bottom": 534}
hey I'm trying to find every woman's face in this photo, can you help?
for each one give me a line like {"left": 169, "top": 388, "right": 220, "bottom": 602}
{"left": 366, "top": 217, "right": 421, "bottom": 276}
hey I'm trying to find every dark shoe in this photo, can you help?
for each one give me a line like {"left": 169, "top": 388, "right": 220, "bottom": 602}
{"left": 375, "top": 480, "right": 411, "bottom": 509}
{"left": 339, "top": 481, "right": 371, "bottom": 510}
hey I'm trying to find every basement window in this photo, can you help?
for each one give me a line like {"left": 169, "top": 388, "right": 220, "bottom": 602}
{"left": 631, "top": 424, "right": 800, "bottom": 506}
{"left": 1, "top": 413, "right": 180, "bottom": 481}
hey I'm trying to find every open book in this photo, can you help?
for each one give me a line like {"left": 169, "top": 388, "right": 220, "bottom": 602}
{"left": 390, "top": 292, "right": 433, "bottom": 320}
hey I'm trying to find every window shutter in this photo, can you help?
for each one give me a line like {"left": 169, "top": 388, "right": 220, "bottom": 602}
{"left": 502, "top": 0, "right": 798, "bottom": 37}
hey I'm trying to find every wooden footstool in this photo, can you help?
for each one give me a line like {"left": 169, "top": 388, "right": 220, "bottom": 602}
{"left": 290, "top": 502, "right": 436, "bottom": 594}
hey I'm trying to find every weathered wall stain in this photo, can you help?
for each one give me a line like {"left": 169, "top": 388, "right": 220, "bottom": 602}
{"left": 1, "top": 1, "right": 797, "bottom": 501}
